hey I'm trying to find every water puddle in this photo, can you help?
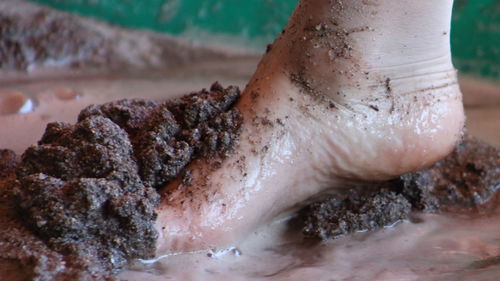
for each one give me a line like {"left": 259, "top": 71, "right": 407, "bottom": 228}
{"left": 120, "top": 212, "right": 500, "bottom": 281}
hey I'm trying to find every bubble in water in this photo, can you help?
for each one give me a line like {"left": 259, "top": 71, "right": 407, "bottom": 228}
{"left": 207, "top": 247, "right": 242, "bottom": 258}
{"left": 50, "top": 86, "right": 80, "bottom": 100}
{"left": 0, "top": 90, "right": 35, "bottom": 115}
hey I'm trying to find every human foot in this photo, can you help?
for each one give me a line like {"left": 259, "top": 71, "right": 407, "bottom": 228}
{"left": 155, "top": 0, "right": 465, "bottom": 254}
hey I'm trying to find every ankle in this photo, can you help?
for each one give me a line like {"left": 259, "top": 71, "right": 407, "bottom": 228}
{"left": 266, "top": 0, "right": 457, "bottom": 101}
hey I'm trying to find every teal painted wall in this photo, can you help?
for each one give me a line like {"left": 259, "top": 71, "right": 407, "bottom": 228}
{"left": 31, "top": 0, "right": 500, "bottom": 80}
{"left": 451, "top": 0, "right": 499, "bottom": 81}
{"left": 30, "top": 0, "right": 296, "bottom": 48}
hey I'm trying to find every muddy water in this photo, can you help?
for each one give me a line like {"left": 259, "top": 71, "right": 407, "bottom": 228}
{"left": 120, "top": 212, "right": 500, "bottom": 281}
{"left": 1, "top": 73, "right": 499, "bottom": 281}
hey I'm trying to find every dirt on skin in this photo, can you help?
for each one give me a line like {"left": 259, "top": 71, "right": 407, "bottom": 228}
{"left": 301, "top": 136, "right": 500, "bottom": 240}
{"left": 0, "top": 83, "right": 243, "bottom": 280}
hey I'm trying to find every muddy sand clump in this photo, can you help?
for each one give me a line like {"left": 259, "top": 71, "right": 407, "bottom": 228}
{"left": 0, "top": 83, "right": 242, "bottom": 280}
{"left": 301, "top": 136, "right": 500, "bottom": 240}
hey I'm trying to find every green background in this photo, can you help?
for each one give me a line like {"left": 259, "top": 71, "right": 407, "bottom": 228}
{"left": 31, "top": 0, "right": 500, "bottom": 80}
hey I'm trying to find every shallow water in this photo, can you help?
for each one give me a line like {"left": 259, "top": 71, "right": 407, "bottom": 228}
{"left": 120, "top": 212, "right": 500, "bottom": 281}
{"left": 1, "top": 72, "right": 498, "bottom": 281}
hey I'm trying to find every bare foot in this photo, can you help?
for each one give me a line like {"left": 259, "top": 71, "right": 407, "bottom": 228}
{"left": 155, "top": 0, "right": 465, "bottom": 254}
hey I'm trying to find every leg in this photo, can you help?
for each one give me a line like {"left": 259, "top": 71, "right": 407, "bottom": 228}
{"left": 155, "top": 0, "right": 464, "bottom": 254}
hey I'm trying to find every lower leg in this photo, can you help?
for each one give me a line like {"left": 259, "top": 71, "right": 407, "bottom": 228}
{"left": 155, "top": 0, "right": 464, "bottom": 254}
{"left": 246, "top": 0, "right": 464, "bottom": 178}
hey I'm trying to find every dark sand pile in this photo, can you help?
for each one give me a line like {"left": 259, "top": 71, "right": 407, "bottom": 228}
{"left": 0, "top": 83, "right": 242, "bottom": 280}
{"left": 0, "top": 8, "right": 106, "bottom": 71}
{"left": 301, "top": 136, "right": 500, "bottom": 240}
{"left": 0, "top": 0, "right": 230, "bottom": 72}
